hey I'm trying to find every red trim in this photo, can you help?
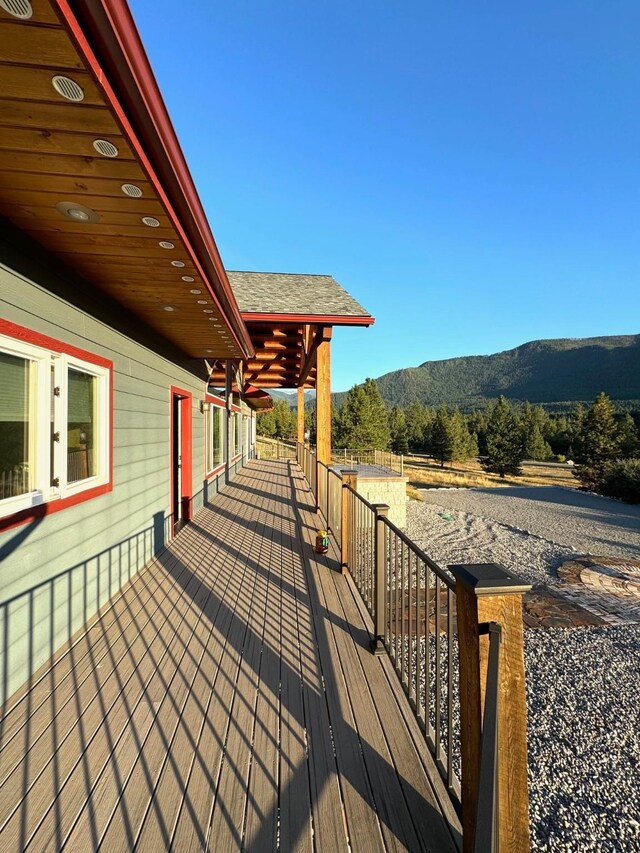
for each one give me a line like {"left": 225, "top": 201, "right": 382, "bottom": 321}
{"left": 204, "top": 392, "right": 225, "bottom": 408}
{"left": 205, "top": 462, "right": 225, "bottom": 481}
{"left": 0, "top": 484, "right": 112, "bottom": 535}
{"left": 230, "top": 404, "right": 242, "bottom": 414}
{"left": 0, "top": 319, "right": 112, "bottom": 369}
{"left": 55, "top": 0, "right": 254, "bottom": 359}
{"left": 0, "top": 319, "right": 114, "bottom": 532}
{"left": 242, "top": 312, "right": 375, "bottom": 326}
{"left": 169, "top": 387, "right": 193, "bottom": 537}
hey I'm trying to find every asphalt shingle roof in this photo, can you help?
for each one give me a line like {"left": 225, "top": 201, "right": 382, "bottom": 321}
{"left": 226, "top": 271, "right": 372, "bottom": 320}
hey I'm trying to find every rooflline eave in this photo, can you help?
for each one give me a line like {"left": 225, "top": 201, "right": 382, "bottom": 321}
{"left": 60, "top": 0, "right": 254, "bottom": 360}
{"left": 241, "top": 312, "right": 375, "bottom": 327}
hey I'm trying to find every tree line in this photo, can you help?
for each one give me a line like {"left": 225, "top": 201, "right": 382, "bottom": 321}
{"left": 257, "top": 381, "right": 640, "bottom": 501}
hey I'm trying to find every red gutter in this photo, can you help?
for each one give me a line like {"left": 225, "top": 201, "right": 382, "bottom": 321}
{"left": 59, "top": 0, "right": 254, "bottom": 359}
{"left": 242, "top": 312, "right": 375, "bottom": 326}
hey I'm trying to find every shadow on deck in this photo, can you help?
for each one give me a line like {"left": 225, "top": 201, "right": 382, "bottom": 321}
{"left": 0, "top": 460, "right": 460, "bottom": 852}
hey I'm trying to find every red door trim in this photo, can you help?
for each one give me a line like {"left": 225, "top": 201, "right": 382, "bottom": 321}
{"left": 169, "top": 386, "right": 192, "bottom": 537}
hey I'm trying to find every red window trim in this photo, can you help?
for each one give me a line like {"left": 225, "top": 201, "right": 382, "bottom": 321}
{"left": 0, "top": 318, "right": 114, "bottom": 533}
{"left": 205, "top": 462, "right": 226, "bottom": 481}
{"left": 204, "top": 391, "right": 225, "bottom": 407}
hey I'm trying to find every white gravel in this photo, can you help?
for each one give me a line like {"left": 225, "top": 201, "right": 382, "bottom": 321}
{"left": 416, "top": 485, "right": 640, "bottom": 560}
{"left": 406, "top": 499, "right": 640, "bottom": 852}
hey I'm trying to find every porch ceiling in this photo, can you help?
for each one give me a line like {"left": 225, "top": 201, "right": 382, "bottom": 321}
{"left": 0, "top": 0, "right": 252, "bottom": 361}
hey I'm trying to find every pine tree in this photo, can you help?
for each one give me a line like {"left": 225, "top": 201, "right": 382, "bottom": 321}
{"left": 481, "top": 396, "right": 524, "bottom": 478}
{"left": 523, "top": 424, "right": 552, "bottom": 461}
{"left": 430, "top": 405, "right": 454, "bottom": 467}
{"left": 405, "top": 402, "right": 430, "bottom": 451}
{"left": 388, "top": 406, "right": 409, "bottom": 455}
{"left": 273, "top": 399, "right": 296, "bottom": 439}
{"left": 334, "top": 379, "right": 391, "bottom": 450}
{"left": 617, "top": 413, "right": 639, "bottom": 459}
{"left": 257, "top": 407, "right": 276, "bottom": 437}
{"left": 574, "top": 393, "right": 621, "bottom": 490}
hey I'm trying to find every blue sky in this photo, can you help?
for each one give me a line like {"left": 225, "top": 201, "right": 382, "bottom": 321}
{"left": 130, "top": 0, "right": 640, "bottom": 392}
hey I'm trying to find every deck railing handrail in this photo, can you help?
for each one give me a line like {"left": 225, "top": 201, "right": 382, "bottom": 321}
{"left": 295, "top": 441, "right": 531, "bottom": 853}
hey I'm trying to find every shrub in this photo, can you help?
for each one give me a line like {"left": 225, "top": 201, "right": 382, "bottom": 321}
{"left": 553, "top": 454, "right": 566, "bottom": 463}
{"left": 600, "top": 459, "right": 640, "bottom": 504}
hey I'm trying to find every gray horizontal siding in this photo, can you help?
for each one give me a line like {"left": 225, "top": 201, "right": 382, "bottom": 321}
{"left": 0, "top": 260, "right": 213, "bottom": 704}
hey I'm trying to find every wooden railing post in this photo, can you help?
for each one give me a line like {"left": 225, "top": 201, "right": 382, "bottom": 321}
{"left": 371, "top": 503, "right": 389, "bottom": 655}
{"left": 340, "top": 470, "right": 358, "bottom": 576}
{"left": 315, "top": 458, "right": 321, "bottom": 513}
{"left": 449, "top": 563, "right": 532, "bottom": 853}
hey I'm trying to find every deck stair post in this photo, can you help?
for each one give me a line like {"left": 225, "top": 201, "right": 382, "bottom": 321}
{"left": 340, "top": 470, "right": 358, "bottom": 575}
{"left": 371, "top": 503, "right": 390, "bottom": 654}
{"left": 448, "top": 563, "right": 532, "bottom": 853}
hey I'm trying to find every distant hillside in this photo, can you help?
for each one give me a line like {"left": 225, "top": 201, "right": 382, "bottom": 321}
{"left": 336, "top": 335, "right": 640, "bottom": 410}
{"left": 269, "top": 389, "right": 316, "bottom": 407}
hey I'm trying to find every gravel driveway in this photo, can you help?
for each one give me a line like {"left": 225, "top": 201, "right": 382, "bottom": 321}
{"left": 417, "top": 486, "right": 640, "bottom": 559}
{"left": 406, "top": 494, "right": 640, "bottom": 851}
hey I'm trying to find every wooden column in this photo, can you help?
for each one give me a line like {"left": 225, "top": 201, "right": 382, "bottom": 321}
{"left": 315, "top": 327, "right": 332, "bottom": 465}
{"left": 297, "top": 386, "right": 305, "bottom": 445}
{"left": 449, "top": 563, "right": 531, "bottom": 853}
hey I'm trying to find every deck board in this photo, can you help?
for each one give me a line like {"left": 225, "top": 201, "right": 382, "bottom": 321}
{"left": 0, "top": 459, "right": 460, "bottom": 853}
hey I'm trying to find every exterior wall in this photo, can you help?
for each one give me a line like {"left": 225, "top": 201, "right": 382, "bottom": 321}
{"left": 355, "top": 477, "right": 409, "bottom": 528}
{"left": 0, "top": 248, "right": 232, "bottom": 705}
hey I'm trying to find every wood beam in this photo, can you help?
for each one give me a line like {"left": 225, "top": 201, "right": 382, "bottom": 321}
{"left": 315, "top": 327, "right": 332, "bottom": 465}
{"left": 297, "top": 386, "right": 305, "bottom": 445}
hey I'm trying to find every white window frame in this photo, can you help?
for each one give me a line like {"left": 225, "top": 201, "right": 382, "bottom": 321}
{"left": 205, "top": 400, "right": 225, "bottom": 475}
{"left": 60, "top": 353, "right": 110, "bottom": 498}
{"left": 0, "top": 332, "right": 111, "bottom": 520}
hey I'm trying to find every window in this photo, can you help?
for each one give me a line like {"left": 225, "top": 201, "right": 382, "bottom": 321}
{"left": 205, "top": 403, "right": 224, "bottom": 473}
{"left": 235, "top": 412, "right": 242, "bottom": 457}
{"left": 229, "top": 412, "right": 235, "bottom": 459}
{"left": 0, "top": 325, "right": 111, "bottom": 523}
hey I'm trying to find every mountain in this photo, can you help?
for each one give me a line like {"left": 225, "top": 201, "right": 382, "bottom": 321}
{"left": 269, "top": 389, "right": 316, "bottom": 407}
{"left": 336, "top": 334, "right": 640, "bottom": 410}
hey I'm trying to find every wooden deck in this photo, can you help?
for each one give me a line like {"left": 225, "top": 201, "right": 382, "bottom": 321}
{"left": 0, "top": 460, "right": 460, "bottom": 852}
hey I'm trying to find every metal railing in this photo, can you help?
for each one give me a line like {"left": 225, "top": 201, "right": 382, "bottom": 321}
{"left": 381, "top": 517, "right": 460, "bottom": 797}
{"left": 330, "top": 447, "right": 405, "bottom": 474}
{"left": 295, "top": 442, "right": 531, "bottom": 852}
{"left": 256, "top": 436, "right": 297, "bottom": 460}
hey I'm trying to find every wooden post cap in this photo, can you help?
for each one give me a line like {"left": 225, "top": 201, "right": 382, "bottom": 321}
{"left": 448, "top": 563, "right": 531, "bottom": 596}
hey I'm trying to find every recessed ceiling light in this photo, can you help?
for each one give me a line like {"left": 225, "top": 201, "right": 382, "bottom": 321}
{"left": 209, "top": 317, "right": 216, "bottom": 321}
{"left": 52, "top": 75, "right": 84, "bottom": 102}
{"left": 159, "top": 240, "right": 174, "bottom": 249}
{"left": 206, "top": 349, "right": 213, "bottom": 353}
{"left": 92, "top": 139, "right": 119, "bottom": 158}
{"left": 162, "top": 305, "right": 177, "bottom": 312}
{"left": 196, "top": 299, "right": 207, "bottom": 304}
{"left": 122, "top": 183, "right": 143, "bottom": 198}
{"left": 203, "top": 309, "right": 213, "bottom": 314}
{"left": 0, "top": 0, "right": 33, "bottom": 18}
{"left": 189, "top": 289, "right": 201, "bottom": 294}
{"left": 171, "top": 260, "right": 185, "bottom": 268}
{"left": 142, "top": 216, "right": 160, "bottom": 227}
{"left": 55, "top": 201, "right": 99, "bottom": 223}
{"left": 182, "top": 276, "right": 194, "bottom": 282}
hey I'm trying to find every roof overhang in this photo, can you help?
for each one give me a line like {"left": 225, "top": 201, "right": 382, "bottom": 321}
{"left": 240, "top": 312, "right": 375, "bottom": 327}
{"left": 0, "top": 0, "right": 254, "bottom": 361}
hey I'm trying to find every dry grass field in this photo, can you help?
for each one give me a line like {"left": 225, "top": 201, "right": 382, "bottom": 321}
{"left": 404, "top": 456, "right": 577, "bottom": 491}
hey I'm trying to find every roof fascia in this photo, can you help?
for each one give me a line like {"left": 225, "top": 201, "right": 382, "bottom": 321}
{"left": 242, "top": 313, "right": 375, "bottom": 326}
